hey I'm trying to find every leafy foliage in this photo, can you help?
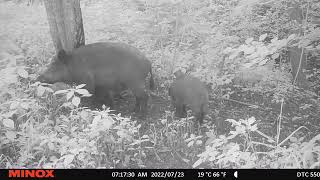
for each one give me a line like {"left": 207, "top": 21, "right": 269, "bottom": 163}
{"left": 194, "top": 117, "right": 320, "bottom": 168}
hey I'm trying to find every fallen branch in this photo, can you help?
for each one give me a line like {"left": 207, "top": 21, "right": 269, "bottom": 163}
{"left": 219, "top": 97, "right": 260, "bottom": 109}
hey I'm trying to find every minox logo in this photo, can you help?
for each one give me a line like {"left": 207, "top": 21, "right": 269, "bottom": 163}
{"left": 8, "top": 169, "right": 54, "bottom": 178}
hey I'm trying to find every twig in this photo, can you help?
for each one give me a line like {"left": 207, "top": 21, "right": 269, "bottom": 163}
{"left": 219, "top": 97, "right": 260, "bottom": 109}
{"left": 251, "top": 141, "right": 276, "bottom": 149}
{"left": 293, "top": 1, "right": 309, "bottom": 87}
{"left": 276, "top": 98, "right": 284, "bottom": 145}
{"left": 277, "top": 126, "right": 309, "bottom": 147}
{"left": 255, "top": 129, "right": 275, "bottom": 143}
{"left": 153, "top": 149, "right": 163, "bottom": 163}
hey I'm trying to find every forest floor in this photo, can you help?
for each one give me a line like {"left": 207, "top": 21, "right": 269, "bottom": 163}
{"left": 110, "top": 87, "right": 320, "bottom": 168}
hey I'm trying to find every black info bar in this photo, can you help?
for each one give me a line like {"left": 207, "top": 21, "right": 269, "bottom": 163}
{"left": 0, "top": 169, "right": 319, "bottom": 179}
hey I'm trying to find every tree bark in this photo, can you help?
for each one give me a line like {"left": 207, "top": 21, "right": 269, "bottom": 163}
{"left": 287, "top": 5, "right": 310, "bottom": 89}
{"left": 44, "top": 0, "right": 85, "bottom": 53}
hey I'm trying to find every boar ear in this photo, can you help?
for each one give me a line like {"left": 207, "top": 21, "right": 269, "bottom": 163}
{"left": 57, "top": 49, "right": 69, "bottom": 64}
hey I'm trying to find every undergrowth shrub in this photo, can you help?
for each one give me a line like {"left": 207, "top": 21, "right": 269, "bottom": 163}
{"left": 193, "top": 117, "right": 320, "bottom": 169}
{"left": 1, "top": 83, "right": 148, "bottom": 168}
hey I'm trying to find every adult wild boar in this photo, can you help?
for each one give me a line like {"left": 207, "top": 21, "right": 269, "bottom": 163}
{"left": 168, "top": 71, "right": 209, "bottom": 124}
{"left": 37, "top": 42, "right": 154, "bottom": 113}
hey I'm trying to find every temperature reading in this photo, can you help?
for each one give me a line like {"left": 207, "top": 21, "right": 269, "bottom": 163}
{"left": 198, "top": 171, "right": 227, "bottom": 178}
{"left": 221, "top": 172, "right": 227, "bottom": 178}
{"left": 198, "top": 172, "right": 205, "bottom": 178}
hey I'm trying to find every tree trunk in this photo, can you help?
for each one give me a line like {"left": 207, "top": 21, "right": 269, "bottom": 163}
{"left": 288, "top": 47, "right": 309, "bottom": 87}
{"left": 44, "top": 0, "right": 85, "bottom": 53}
{"left": 287, "top": 5, "right": 310, "bottom": 89}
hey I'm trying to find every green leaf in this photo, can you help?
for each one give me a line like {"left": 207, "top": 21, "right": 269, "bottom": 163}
{"left": 258, "top": 58, "right": 269, "bottom": 66}
{"left": 287, "top": 34, "right": 296, "bottom": 41}
{"left": 247, "top": 117, "right": 256, "bottom": 125}
{"left": 290, "top": 137, "right": 298, "bottom": 142}
{"left": 243, "top": 46, "right": 255, "bottom": 55}
{"left": 196, "top": 140, "right": 202, "bottom": 145}
{"left": 229, "top": 52, "right": 239, "bottom": 60}
{"left": 245, "top": 37, "right": 254, "bottom": 44}
{"left": 271, "top": 53, "right": 280, "bottom": 60}
{"left": 242, "top": 62, "right": 255, "bottom": 68}
{"left": 71, "top": 96, "right": 81, "bottom": 107}
{"left": 3, "top": 119, "right": 15, "bottom": 129}
{"left": 222, "top": 47, "right": 233, "bottom": 54}
{"left": 161, "top": 119, "right": 167, "bottom": 124}
{"left": 20, "top": 102, "right": 29, "bottom": 110}
{"left": 0, "top": 67, "right": 17, "bottom": 84}
{"left": 49, "top": 156, "right": 58, "bottom": 162}
{"left": 76, "top": 84, "right": 86, "bottom": 89}
{"left": 141, "top": 135, "right": 149, "bottom": 139}
{"left": 92, "top": 115, "right": 101, "bottom": 125}
{"left": 48, "top": 142, "right": 55, "bottom": 150}
{"left": 75, "top": 89, "right": 90, "bottom": 96}
{"left": 181, "top": 158, "right": 190, "bottom": 163}
{"left": 66, "top": 91, "right": 74, "bottom": 100}
{"left": 259, "top": 33, "right": 268, "bottom": 42}
{"left": 117, "top": 130, "right": 126, "bottom": 137}
{"left": 37, "top": 85, "right": 46, "bottom": 97}
{"left": 9, "top": 101, "right": 19, "bottom": 110}
{"left": 80, "top": 110, "right": 89, "bottom": 120}
{"left": 54, "top": 89, "right": 69, "bottom": 95}
{"left": 271, "top": 37, "right": 278, "bottom": 43}
{"left": 192, "top": 158, "right": 204, "bottom": 168}
{"left": 187, "top": 141, "right": 194, "bottom": 147}
{"left": 17, "top": 67, "right": 28, "bottom": 78}
{"left": 5, "top": 131, "right": 16, "bottom": 140}
{"left": 46, "top": 87, "right": 54, "bottom": 93}
{"left": 63, "top": 154, "right": 75, "bottom": 167}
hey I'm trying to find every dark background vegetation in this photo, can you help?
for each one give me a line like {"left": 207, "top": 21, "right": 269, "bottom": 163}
{"left": 1, "top": 0, "right": 320, "bottom": 168}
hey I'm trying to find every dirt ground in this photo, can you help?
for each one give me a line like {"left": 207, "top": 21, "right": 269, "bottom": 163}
{"left": 101, "top": 86, "right": 320, "bottom": 168}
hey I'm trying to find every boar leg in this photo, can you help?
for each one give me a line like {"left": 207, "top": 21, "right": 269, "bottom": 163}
{"left": 131, "top": 85, "right": 148, "bottom": 114}
{"left": 174, "top": 102, "right": 184, "bottom": 118}
{"left": 181, "top": 104, "right": 187, "bottom": 117}
{"left": 94, "top": 87, "right": 115, "bottom": 109}
{"left": 192, "top": 104, "right": 206, "bottom": 124}
{"left": 79, "top": 73, "right": 100, "bottom": 108}
{"left": 106, "top": 90, "right": 115, "bottom": 109}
